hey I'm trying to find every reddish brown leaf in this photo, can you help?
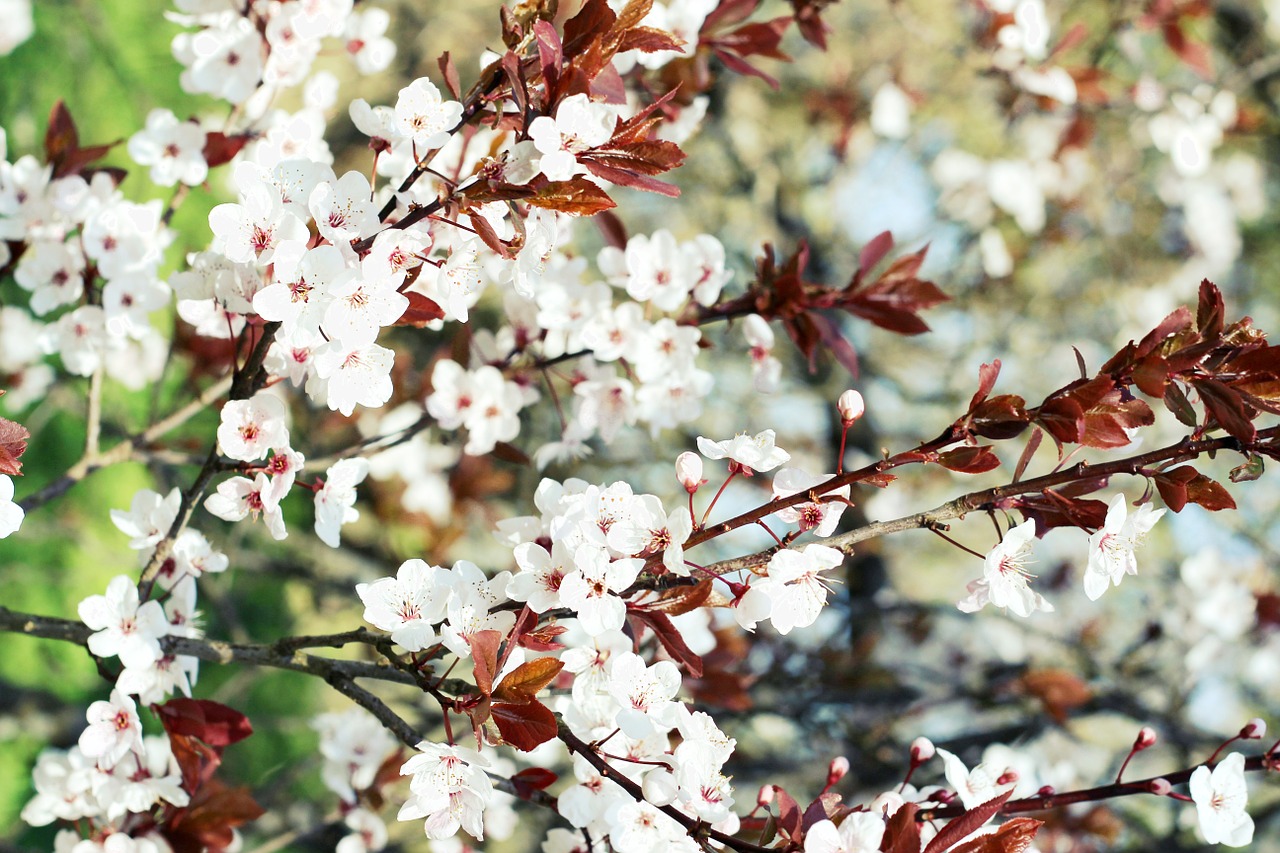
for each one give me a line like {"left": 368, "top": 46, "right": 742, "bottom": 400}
{"left": 881, "top": 802, "right": 922, "bottom": 853}
{"left": 629, "top": 609, "right": 702, "bottom": 677}
{"left": 470, "top": 630, "right": 503, "bottom": 696}
{"left": 437, "top": 51, "right": 462, "bottom": 99}
{"left": 618, "top": 26, "right": 685, "bottom": 54}
{"left": 970, "top": 395, "right": 1030, "bottom": 440}
{"left": 168, "top": 732, "right": 221, "bottom": 793}
{"left": 1132, "top": 353, "right": 1169, "bottom": 398}
{"left": 1193, "top": 378, "right": 1256, "bottom": 441}
{"left": 1019, "top": 669, "right": 1092, "bottom": 723}
{"left": 1012, "top": 428, "right": 1042, "bottom": 483}
{"left": 44, "top": 101, "right": 80, "bottom": 170}
{"left": 0, "top": 416, "right": 30, "bottom": 476}
{"left": 582, "top": 158, "right": 680, "bottom": 197}
{"left": 968, "top": 360, "right": 1002, "bottom": 410}
{"left": 491, "top": 700, "right": 558, "bottom": 751}
{"left": 155, "top": 699, "right": 254, "bottom": 748}
{"left": 528, "top": 176, "right": 618, "bottom": 214}
{"left": 563, "top": 0, "right": 617, "bottom": 58}
{"left": 517, "top": 624, "right": 568, "bottom": 651}
{"left": 1197, "top": 279, "right": 1225, "bottom": 338}
{"left": 490, "top": 440, "right": 532, "bottom": 466}
{"left": 1134, "top": 305, "right": 1193, "bottom": 358}
{"left": 1229, "top": 453, "right": 1265, "bottom": 483}
{"left": 510, "top": 766, "right": 559, "bottom": 798}
{"left": 1036, "top": 396, "right": 1085, "bottom": 445}
{"left": 923, "top": 789, "right": 1014, "bottom": 853}
{"left": 1185, "top": 473, "right": 1236, "bottom": 511}
{"left": 165, "top": 779, "right": 265, "bottom": 853}
{"left": 774, "top": 785, "right": 803, "bottom": 841}
{"left": 1163, "top": 381, "right": 1198, "bottom": 427}
{"left": 395, "top": 292, "right": 446, "bottom": 327}
{"left": 938, "top": 446, "right": 1001, "bottom": 474}
{"left": 493, "top": 658, "right": 565, "bottom": 704}
{"left": 651, "top": 578, "right": 714, "bottom": 616}
{"left": 847, "top": 247, "right": 947, "bottom": 335}
{"left": 949, "top": 818, "right": 1044, "bottom": 853}
{"left": 533, "top": 20, "right": 562, "bottom": 93}
{"left": 202, "top": 132, "right": 250, "bottom": 169}
{"left": 858, "top": 230, "right": 895, "bottom": 279}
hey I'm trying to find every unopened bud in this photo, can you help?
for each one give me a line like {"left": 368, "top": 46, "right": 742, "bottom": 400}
{"left": 996, "top": 769, "right": 1019, "bottom": 787}
{"left": 827, "top": 756, "right": 850, "bottom": 786}
{"left": 1147, "top": 777, "right": 1172, "bottom": 796}
{"left": 642, "top": 768, "right": 678, "bottom": 806}
{"left": 838, "top": 389, "right": 866, "bottom": 426}
{"left": 757, "top": 785, "right": 775, "bottom": 808}
{"left": 676, "top": 451, "right": 704, "bottom": 493}
{"left": 871, "top": 791, "right": 905, "bottom": 816}
{"left": 910, "top": 736, "right": 935, "bottom": 764}
{"left": 1135, "top": 726, "right": 1158, "bottom": 750}
{"left": 1036, "top": 785, "right": 1055, "bottom": 797}
{"left": 1241, "top": 718, "right": 1267, "bottom": 740}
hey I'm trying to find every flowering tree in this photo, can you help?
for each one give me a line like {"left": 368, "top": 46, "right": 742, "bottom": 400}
{"left": 2, "top": 0, "right": 1279, "bottom": 852}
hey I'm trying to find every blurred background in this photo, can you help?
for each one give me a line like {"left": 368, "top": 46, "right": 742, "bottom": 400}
{"left": 3, "top": 0, "right": 1280, "bottom": 850}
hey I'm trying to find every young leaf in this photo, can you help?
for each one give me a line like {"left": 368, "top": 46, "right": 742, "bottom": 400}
{"left": 922, "top": 789, "right": 1014, "bottom": 853}
{"left": 469, "top": 629, "right": 503, "bottom": 696}
{"left": 493, "top": 658, "right": 565, "bottom": 704}
{"left": 155, "top": 698, "right": 254, "bottom": 748}
{"left": 491, "top": 700, "right": 558, "bottom": 751}
{"left": 0, "top": 416, "right": 30, "bottom": 476}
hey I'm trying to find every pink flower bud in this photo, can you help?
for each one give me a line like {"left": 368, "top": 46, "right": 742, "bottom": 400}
{"left": 996, "top": 769, "right": 1019, "bottom": 786}
{"left": 1148, "top": 777, "right": 1172, "bottom": 796}
{"left": 757, "top": 785, "right": 775, "bottom": 807}
{"left": 826, "top": 756, "right": 849, "bottom": 786}
{"left": 838, "top": 389, "right": 865, "bottom": 425}
{"left": 910, "top": 736, "right": 935, "bottom": 763}
{"left": 1135, "top": 726, "right": 1157, "bottom": 750}
{"left": 1036, "top": 785, "right": 1055, "bottom": 797}
{"left": 676, "top": 451, "right": 704, "bottom": 493}
{"left": 1241, "top": 718, "right": 1267, "bottom": 739}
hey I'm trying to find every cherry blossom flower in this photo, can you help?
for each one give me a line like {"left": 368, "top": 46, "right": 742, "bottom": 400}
{"left": 77, "top": 690, "right": 144, "bottom": 769}
{"left": 314, "top": 457, "right": 369, "bottom": 547}
{"left": 314, "top": 707, "right": 400, "bottom": 802}
{"left": 92, "top": 735, "right": 190, "bottom": 821}
{"left": 253, "top": 242, "right": 350, "bottom": 338}
{"left": 527, "top": 94, "right": 616, "bottom": 181}
{"left": 127, "top": 109, "right": 209, "bottom": 187}
{"left": 312, "top": 341, "right": 396, "bottom": 416}
{"left": 209, "top": 182, "right": 308, "bottom": 266}
{"left": 217, "top": 393, "right": 289, "bottom": 462}
{"left": 77, "top": 575, "right": 169, "bottom": 669}
{"left": 742, "top": 314, "right": 781, "bottom": 393}
{"left": 1189, "top": 752, "right": 1253, "bottom": 847}
{"left": 838, "top": 389, "right": 865, "bottom": 424}
{"left": 558, "top": 546, "right": 643, "bottom": 635}
{"left": 772, "top": 468, "right": 850, "bottom": 537}
{"left": 14, "top": 239, "right": 85, "bottom": 315}
{"left": 203, "top": 473, "right": 288, "bottom": 540}
{"left": 398, "top": 742, "right": 491, "bottom": 840}
{"left": 957, "top": 519, "right": 1054, "bottom": 618}
{"left": 344, "top": 8, "right": 396, "bottom": 75}
{"left": 356, "top": 559, "right": 451, "bottom": 650}
{"left": 394, "top": 78, "right": 463, "bottom": 149}
{"left": 176, "top": 17, "right": 264, "bottom": 105}
{"left": 337, "top": 808, "right": 388, "bottom": 853}
{"left": 310, "top": 170, "right": 379, "bottom": 245}
{"left": 110, "top": 487, "right": 180, "bottom": 551}
{"left": 1084, "top": 495, "right": 1165, "bottom": 600}
{"left": 937, "top": 748, "right": 1015, "bottom": 810}
{"left": 697, "top": 429, "right": 791, "bottom": 475}
{"left": 0, "top": 473, "right": 25, "bottom": 538}
{"left": 749, "top": 543, "right": 845, "bottom": 635}
{"left": 322, "top": 273, "right": 409, "bottom": 348}
{"left": 508, "top": 540, "right": 575, "bottom": 613}
{"left": 606, "top": 652, "right": 682, "bottom": 738}
{"left": 804, "top": 813, "right": 885, "bottom": 853}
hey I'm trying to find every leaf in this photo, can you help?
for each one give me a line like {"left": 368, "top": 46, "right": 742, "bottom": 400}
{"left": 517, "top": 624, "right": 568, "bottom": 651}
{"left": 1230, "top": 453, "right": 1265, "bottom": 483}
{"left": 1192, "top": 378, "right": 1256, "bottom": 441}
{"left": 168, "top": 732, "right": 221, "bottom": 793}
{"left": 857, "top": 230, "right": 895, "bottom": 280}
{"left": 970, "top": 395, "right": 1030, "bottom": 440}
{"left": 968, "top": 360, "right": 1002, "bottom": 411}
{"left": 202, "top": 132, "right": 250, "bottom": 169}
{"left": 938, "top": 446, "right": 1001, "bottom": 474}
{"left": 532, "top": 20, "right": 562, "bottom": 93}
{"left": 582, "top": 157, "right": 680, "bottom": 197}
{"left": 493, "top": 658, "right": 565, "bottom": 703}
{"left": 0, "top": 416, "right": 30, "bottom": 476}
{"left": 629, "top": 609, "right": 702, "bottom": 677}
{"left": 922, "top": 789, "right": 1014, "bottom": 853}
{"left": 1184, "top": 473, "right": 1236, "bottom": 511}
{"left": 881, "top": 802, "right": 921, "bottom": 853}
{"left": 1153, "top": 466, "right": 1196, "bottom": 513}
{"left": 1196, "top": 279, "right": 1225, "bottom": 338}
{"left": 510, "top": 766, "right": 559, "bottom": 798}
{"left": 651, "top": 578, "right": 714, "bottom": 616}
{"left": 1163, "top": 381, "right": 1198, "bottom": 427}
{"left": 595, "top": 209, "right": 628, "bottom": 249}
{"left": 773, "top": 785, "right": 803, "bottom": 841}
{"left": 948, "top": 818, "right": 1044, "bottom": 853}
{"left": 1018, "top": 669, "right": 1092, "bottom": 723}
{"left": 395, "top": 292, "right": 446, "bottom": 327}
{"left": 491, "top": 700, "right": 558, "bottom": 751}
{"left": 846, "top": 247, "right": 948, "bottom": 335}
{"left": 528, "top": 176, "right": 618, "bottom": 215}
{"left": 437, "top": 51, "right": 462, "bottom": 99}
{"left": 155, "top": 699, "right": 254, "bottom": 748}
{"left": 469, "top": 630, "right": 503, "bottom": 696}
{"left": 165, "top": 779, "right": 265, "bottom": 853}
{"left": 1013, "top": 429, "right": 1042, "bottom": 483}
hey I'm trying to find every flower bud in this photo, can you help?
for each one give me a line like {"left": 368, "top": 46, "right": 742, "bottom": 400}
{"left": 676, "top": 451, "right": 704, "bottom": 493}
{"left": 757, "top": 785, "right": 775, "bottom": 808}
{"left": 996, "top": 769, "right": 1019, "bottom": 787}
{"left": 1147, "top": 777, "right": 1172, "bottom": 796}
{"left": 871, "top": 791, "right": 905, "bottom": 816}
{"left": 1135, "top": 726, "right": 1158, "bottom": 750}
{"left": 642, "top": 768, "right": 678, "bottom": 806}
{"left": 1036, "top": 785, "right": 1055, "bottom": 797}
{"left": 1241, "top": 718, "right": 1266, "bottom": 740}
{"left": 827, "top": 756, "right": 850, "bottom": 786}
{"left": 910, "top": 736, "right": 935, "bottom": 764}
{"left": 838, "top": 389, "right": 865, "bottom": 425}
